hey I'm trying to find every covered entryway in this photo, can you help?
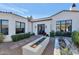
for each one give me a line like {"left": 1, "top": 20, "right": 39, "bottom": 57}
{"left": 37, "top": 24, "right": 45, "bottom": 35}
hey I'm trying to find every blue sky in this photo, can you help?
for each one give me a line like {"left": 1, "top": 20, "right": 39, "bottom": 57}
{"left": 0, "top": 3, "right": 79, "bottom": 18}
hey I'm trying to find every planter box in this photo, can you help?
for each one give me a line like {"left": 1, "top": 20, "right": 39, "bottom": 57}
{"left": 22, "top": 36, "right": 49, "bottom": 55}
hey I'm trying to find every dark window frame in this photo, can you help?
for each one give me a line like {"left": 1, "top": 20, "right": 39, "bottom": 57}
{"left": 56, "top": 20, "right": 72, "bottom": 32}
{"left": 16, "top": 21, "right": 25, "bottom": 34}
{"left": 0, "top": 19, "right": 8, "bottom": 35}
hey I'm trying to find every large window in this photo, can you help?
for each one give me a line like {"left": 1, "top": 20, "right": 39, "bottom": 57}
{"left": 0, "top": 20, "right": 8, "bottom": 35}
{"left": 56, "top": 20, "right": 72, "bottom": 32}
{"left": 16, "top": 21, "right": 25, "bottom": 34}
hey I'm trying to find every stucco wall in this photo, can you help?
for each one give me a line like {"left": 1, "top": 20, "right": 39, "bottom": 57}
{"left": 51, "top": 11, "right": 79, "bottom": 32}
{"left": 0, "top": 13, "right": 28, "bottom": 42}
{"left": 28, "top": 22, "right": 33, "bottom": 33}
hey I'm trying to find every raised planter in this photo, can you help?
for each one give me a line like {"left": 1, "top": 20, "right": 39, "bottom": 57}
{"left": 22, "top": 36, "right": 49, "bottom": 55}
{"left": 54, "top": 37, "right": 73, "bottom": 55}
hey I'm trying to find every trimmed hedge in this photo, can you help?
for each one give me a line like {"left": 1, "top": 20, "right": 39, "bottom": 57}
{"left": 72, "top": 31, "right": 79, "bottom": 45}
{"left": 56, "top": 31, "right": 71, "bottom": 37}
{"left": 50, "top": 31, "right": 72, "bottom": 37}
{"left": 11, "top": 33, "right": 31, "bottom": 42}
{"left": 30, "top": 33, "right": 35, "bottom": 36}
{"left": 50, "top": 31, "right": 55, "bottom": 37}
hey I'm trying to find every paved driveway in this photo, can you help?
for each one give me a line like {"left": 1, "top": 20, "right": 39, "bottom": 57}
{"left": 0, "top": 35, "right": 41, "bottom": 55}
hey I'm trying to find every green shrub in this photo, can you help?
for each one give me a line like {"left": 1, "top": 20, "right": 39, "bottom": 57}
{"left": 72, "top": 31, "right": 79, "bottom": 45}
{"left": 56, "top": 31, "right": 61, "bottom": 36}
{"left": 11, "top": 33, "right": 31, "bottom": 42}
{"left": 56, "top": 31, "right": 72, "bottom": 37}
{"left": 30, "top": 33, "right": 35, "bottom": 36}
{"left": 50, "top": 31, "right": 55, "bottom": 37}
{"left": 62, "top": 32, "right": 72, "bottom": 37}
{"left": 0, "top": 33, "right": 4, "bottom": 43}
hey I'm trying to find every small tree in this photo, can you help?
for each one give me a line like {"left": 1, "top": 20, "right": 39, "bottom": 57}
{"left": 0, "top": 33, "right": 4, "bottom": 43}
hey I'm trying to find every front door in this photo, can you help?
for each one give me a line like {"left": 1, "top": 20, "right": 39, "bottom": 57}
{"left": 37, "top": 24, "right": 45, "bottom": 35}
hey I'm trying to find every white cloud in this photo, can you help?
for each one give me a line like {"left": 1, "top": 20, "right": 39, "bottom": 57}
{"left": 0, "top": 4, "right": 29, "bottom": 16}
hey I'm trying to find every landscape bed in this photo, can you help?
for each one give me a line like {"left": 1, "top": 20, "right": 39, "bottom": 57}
{"left": 58, "top": 37, "right": 72, "bottom": 55}
{"left": 54, "top": 37, "right": 73, "bottom": 55}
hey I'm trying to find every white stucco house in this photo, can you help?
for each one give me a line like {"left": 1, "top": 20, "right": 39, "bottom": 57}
{"left": 30, "top": 3, "right": 78, "bottom": 35}
{"left": 0, "top": 3, "right": 79, "bottom": 42}
{"left": 0, "top": 11, "right": 28, "bottom": 42}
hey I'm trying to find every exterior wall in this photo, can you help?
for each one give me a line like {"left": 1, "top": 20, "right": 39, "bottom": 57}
{"left": 51, "top": 11, "right": 79, "bottom": 32}
{"left": 28, "top": 22, "right": 33, "bottom": 33}
{"left": 0, "top": 13, "right": 28, "bottom": 42}
{"left": 32, "top": 21, "right": 52, "bottom": 35}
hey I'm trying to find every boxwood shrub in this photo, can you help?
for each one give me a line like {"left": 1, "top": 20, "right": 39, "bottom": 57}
{"left": 72, "top": 31, "right": 79, "bottom": 45}
{"left": 56, "top": 31, "right": 71, "bottom": 37}
{"left": 11, "top": 33, "right": 31, "bottom": 42}
{"left": 50, "top": 31, "right": 55, "bottom": 37}
{"left": 30, "top": 33, "right": 35, "bottom": 36}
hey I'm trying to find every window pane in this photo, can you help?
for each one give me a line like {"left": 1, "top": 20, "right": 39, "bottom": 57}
{"left": 61, "top": 24, "right": 65, "bottom": 32}
{"left": 56, "top": 25, "right": 60, "bottom": 31}
{"left": 2, "top": 20, "right": 8, "bottom": 35}
{"left": 0, "top": 20, "right": 1, "bottom": 33}
{"left": 66, "top": 20, "right": 72, "bottom": 24}
{"left": 16, "top": 22, "right": 20, "bottom": 28}
{"left": 16, "top": 22, "right": 21, "bottom": 34}
{"left": 21, "top": 23, "right": 25, "bottom": 28}
{"left": 21, "top": 23, "right": 25, "bottom": 33}
{"left": 16, "top": 22, "right": 25, "bottom": 34}
{"left": 56, "top": 21, "right": 60, "bottom": 25}
{"left": 66, "top": 23, "right": 72, "bottom": 32}
{"left": 61, "top": 20, "right": 65, "bottom": 24}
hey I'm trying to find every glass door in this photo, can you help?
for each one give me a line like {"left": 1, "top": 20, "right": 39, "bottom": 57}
{"left": 37, "top": 24, "right": 45, "bottom": 35}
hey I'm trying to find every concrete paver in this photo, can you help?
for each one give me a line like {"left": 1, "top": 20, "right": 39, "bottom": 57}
{"left": 0, "top": 35, "right": 41, "bottom": 55}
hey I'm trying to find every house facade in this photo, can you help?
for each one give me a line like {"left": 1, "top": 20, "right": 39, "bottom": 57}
{"left": 31, "top": 4, "right": 79, "bottom": 35}
{"left": 30, "top": 17, "right": 52, "bottom": 35}
{"left": 0, "top": 11, "right": 28, "bottom": 42}
{"left": 0, "top": 3, "right": 79, "bottom": 42}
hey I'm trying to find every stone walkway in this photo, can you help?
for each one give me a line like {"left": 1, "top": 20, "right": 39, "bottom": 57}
{"left": 0, "top": 35, "right": 41, "bottom": 55}
{"left": 42, "top": 37, "right": 55, "bottom": 55}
